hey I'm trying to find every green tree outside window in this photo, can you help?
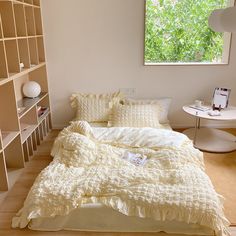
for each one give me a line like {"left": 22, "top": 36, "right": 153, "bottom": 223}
{"left": 145, "top": 0, "right": 228, "bottom": 63}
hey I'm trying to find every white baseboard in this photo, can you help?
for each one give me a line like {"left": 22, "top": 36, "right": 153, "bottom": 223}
{"left": 52, "top": 124, "right": 67, "bottom": 130}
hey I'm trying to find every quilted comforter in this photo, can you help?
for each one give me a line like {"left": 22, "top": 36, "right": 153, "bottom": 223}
{"left": 12, "top": 121, "right": 229, "bottom": 236}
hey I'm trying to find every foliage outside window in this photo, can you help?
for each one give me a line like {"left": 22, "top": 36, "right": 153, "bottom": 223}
{"left": 144, "top": 0, "right": 229, "bottom": 64}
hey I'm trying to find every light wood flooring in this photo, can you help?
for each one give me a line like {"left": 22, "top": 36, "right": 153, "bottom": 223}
{"left": 0, "top": 130, "right": 235, "bottom": 236}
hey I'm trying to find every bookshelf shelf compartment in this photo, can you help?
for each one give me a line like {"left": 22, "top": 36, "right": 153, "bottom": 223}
{"left": 28, "top": 37, "right": 39, "bottom": 65}
{"left": 13, "top": 4, "right": 27, "bottom": 37}
{"left": 38, "top": 107, "right": 49, "bottom": 124}
{"left": 0, "top": 132, "right": 2, "bottom": 150}
{"left": 4, "top": 134, "right": 24, "bottom": 169}
{"left": 20, "top": 106, "right": 38, "bottom": 143}
{"left": 24, "top": 0, "right": 33, "bottom": 4}
{"left": 33, "top": 0, "right": 40, "bottom": 6}
{"left": 0, "top": 41, "right": 8, "bottom": 79}
{"left": 0, "top": 15, "right": 3, "bottom": 39}
{"left": 21, "top": 124, "right": 37, "bottom": 143}
{"left": 0, "top": 81, "right": 20, "bottom": 132}
{"left": 4, "top": 39, "right": 20, "bottom": 74}
{"left": 1, "top": 131, "right": 19, "bottom": 149}
{"left": 0, "top": 152, "right": 8, "bottom": 191}
{"left": 18, "top": 38, "right": 30, "bottom": 69}
{"left": 34, "top": 8, "right": 42, "bottom": 35}
{"left": 37, "top": 37, "right": 45, "bottom": 62}
{"left": 17, "top": 92, "right": 48, "bottom": 118}
{"left": 25, "top": 6, "right": 36, "bottom": 36}
{"left": 0, "top": 1, "right": 17, "bottom": 38}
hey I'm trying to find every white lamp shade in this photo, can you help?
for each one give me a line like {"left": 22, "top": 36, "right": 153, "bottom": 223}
{"left": 209, "top": 6, "right": 236, "bottom": 33}
{"left": 23, "top": 81, "right": 41, "bottom": 98}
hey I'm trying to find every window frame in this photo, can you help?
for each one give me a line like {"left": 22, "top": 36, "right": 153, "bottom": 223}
{"left": 143, "top": 0, "right": 235, "bottom": 66}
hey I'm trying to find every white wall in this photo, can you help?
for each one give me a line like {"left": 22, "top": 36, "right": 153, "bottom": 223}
{"left": 41, "top": 0, "right": 236, "bottom": 129}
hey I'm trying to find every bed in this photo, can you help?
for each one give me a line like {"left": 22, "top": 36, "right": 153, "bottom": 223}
{"left": 12, "top": 94, "right": 230, "bottom": 236}
{"left": 12, "top": 122, "right": 229, "bottom": 236}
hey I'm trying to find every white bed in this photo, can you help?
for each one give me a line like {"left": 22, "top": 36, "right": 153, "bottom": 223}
{"left": 12, "top": 121, "right": 229, "bottom": 236}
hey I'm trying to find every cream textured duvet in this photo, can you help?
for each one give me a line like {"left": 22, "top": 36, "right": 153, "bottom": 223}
{"left": 12, "top": 121, "right": 229, "bottom": 236}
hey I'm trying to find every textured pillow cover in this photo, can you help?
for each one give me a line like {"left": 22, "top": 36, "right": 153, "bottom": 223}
{"left": 124, "top": 98, "right": 172, "bottom": 124}
{"left": 70, "top": 92, "right": 122, "bottom": 122}
{"left": 108, "top": 104, "right": 161, "bottom": 128}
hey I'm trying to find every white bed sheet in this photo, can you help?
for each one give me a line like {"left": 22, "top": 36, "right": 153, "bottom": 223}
{"left": 29, "top": 203, "right": 214, "bottom": 235}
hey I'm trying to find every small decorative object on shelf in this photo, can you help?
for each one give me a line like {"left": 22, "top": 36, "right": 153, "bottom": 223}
{"left": 23, "top": 81, "right": 41, "bottom": 98}
{"left": 37, "top": 106, "right": 49, "bottom": 117}
{"left": 212, "top": 87, "right": 231, "bottom": 111}
{"left": 17, "top": 107, "right": 26, "bottom": 114}
{"left": 20, "top": 62, "right": 25, "bottom": 71}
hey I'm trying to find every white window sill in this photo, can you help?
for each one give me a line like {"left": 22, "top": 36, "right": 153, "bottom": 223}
{"left": 144, "top": 62, "right": 229, "bottom": 66}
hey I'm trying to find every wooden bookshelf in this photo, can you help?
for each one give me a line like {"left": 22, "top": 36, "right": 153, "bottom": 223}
{"left": 0, "top": 0, "right": 51, "bottom": 192}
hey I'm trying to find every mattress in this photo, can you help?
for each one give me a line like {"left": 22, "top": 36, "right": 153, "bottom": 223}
{"left": 29, "top": 203, "right": 214, "bottom": 235}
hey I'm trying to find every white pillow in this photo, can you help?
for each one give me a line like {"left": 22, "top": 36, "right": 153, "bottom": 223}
{"left": 124, "top": 98, "right": 171, "bottom": 124}
{"left": 70, "top": 92, "right": 122, "bottom": 122}
{"left": 108, "top": 104, "right": 161, "bottom": 128}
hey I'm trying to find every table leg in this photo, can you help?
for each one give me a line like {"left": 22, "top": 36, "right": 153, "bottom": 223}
{"left": 197, "top": 117, "right": 201, "bottom": 129}
{"left": 193, "top": 117, "right": 200, "bottom": 145}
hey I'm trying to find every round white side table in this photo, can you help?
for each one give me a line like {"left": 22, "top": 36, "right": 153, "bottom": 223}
{"left": 183, "top": 105, "right": 236, "bottom": 153}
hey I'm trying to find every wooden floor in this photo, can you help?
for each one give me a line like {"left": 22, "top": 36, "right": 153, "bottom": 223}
{"left": 0, "top": 129, "right": 235, "bottom": 236}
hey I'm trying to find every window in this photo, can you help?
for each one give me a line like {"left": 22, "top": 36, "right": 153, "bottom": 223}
{"left": 144, "top": 0, "right": 233, "bottom": 65}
